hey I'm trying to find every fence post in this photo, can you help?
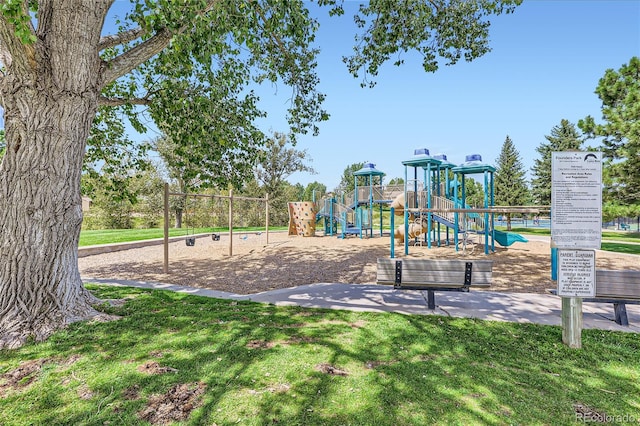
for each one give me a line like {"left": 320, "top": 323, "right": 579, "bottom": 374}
{"left": 228, "top": 188, "right": 233, "bottom": 257}
{"left": 163, "top": 182, "right": 169, "bottom": 274}
{"left": 265, "top": 193, "right": 269, "bottom": 245}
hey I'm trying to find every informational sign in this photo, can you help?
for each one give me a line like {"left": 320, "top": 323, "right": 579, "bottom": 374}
{"left": 557, "top": 249, "right": 596, "bottom": 297}
{"left": 551, "top": 152, "right": 602, "bottom": 249}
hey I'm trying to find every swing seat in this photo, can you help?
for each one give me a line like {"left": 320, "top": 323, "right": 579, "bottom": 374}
{"left": 185, "top": 237, "right": 196, "bottom": 246}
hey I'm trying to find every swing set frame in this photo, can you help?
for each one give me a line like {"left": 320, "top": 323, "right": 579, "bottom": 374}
{"left": 162, "top": 183, "right": 270, "bottom": 273}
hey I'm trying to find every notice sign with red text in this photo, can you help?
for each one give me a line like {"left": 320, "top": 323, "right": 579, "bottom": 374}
{"left": 557, "top": 249, "right": 596, "bottom": 297}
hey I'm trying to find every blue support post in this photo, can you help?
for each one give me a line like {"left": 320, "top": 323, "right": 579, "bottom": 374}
{"left": 461, "top": 174, "right": 466, "bottom": 243}
{"left": 490, "top": 172, "right": 495, "bottom": 252}
{"left": 404, "top": 165, "right": 409, "bottom": 255}
{"left": 484, "top": 170, "right": 489, "bottom": 255}
{"left": 453, "top": 173, "right": 459, "bottom": 252}
{"left": 426, "top": 164, "right": 432, "bottom": 249}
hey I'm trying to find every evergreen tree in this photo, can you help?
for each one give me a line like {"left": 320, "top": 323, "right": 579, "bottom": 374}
{"left": 579, "top": 57, "right": 640, "bottom": 205}
{"left": 530, "top": 119, "right": 583, "bottom": 206}
{"left": 495, "top": 136, "right": 530, "bottom": 230}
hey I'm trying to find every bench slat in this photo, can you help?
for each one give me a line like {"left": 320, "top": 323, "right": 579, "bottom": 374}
{"left": 377, "top": 271, "right": 493, "bottom": 286}
{"left": 596, "top": 270, "right": 640, "bottom": 300}
{"left": 376, "top": 258, "right": 493, "bottom": 287}
{"left": 381, "top": 258, "right": 493, "bottom": 272}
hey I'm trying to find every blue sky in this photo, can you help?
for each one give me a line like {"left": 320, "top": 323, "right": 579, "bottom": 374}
{"left": 106, "top": 1, "right": 640, "bottom": 192}
{"left": 255, "top": 1, "right": 640, "bottom": 191}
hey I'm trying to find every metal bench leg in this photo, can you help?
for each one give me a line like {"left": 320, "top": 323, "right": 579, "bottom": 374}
{"left": 427, "top": 290, "right": 435, "bottom": 310}
{"left": 613, "top": 303, "right": 629, "bottom": 326}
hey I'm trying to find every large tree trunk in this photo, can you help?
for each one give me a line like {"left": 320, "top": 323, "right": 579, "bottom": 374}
{"left": 0, "top": 2, "right": 111, "bottom": 349}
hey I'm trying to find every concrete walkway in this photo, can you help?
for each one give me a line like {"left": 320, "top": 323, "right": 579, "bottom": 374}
{"left": 84, "top": 278, "right": 640, "bottom": 333}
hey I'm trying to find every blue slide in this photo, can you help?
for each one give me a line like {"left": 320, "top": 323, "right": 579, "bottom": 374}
{"left": 494, "top": 230, "right": 528, "bottom": 247}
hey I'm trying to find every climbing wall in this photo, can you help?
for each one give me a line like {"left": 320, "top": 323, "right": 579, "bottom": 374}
{"left": 288, "top": 202, "right": 316, "bottom": 237}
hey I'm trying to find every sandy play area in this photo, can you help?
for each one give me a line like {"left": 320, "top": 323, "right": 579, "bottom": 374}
{"left": 78, "top": 231, "right": 640, "bottom": 295}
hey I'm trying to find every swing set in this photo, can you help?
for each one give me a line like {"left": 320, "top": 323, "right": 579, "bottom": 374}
{"left": 162, "top": 183, "right": 270, "bottom": 273}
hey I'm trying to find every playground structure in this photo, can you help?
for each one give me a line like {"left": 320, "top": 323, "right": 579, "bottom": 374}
{"left": 390, "top": 149, "right": 534, "bottom": 257}
{"left": 314, "top": 163, "right": 404, "bottom": 239}
{"left": 162, "top": 183, "right": 269, "bottom": 273}
{"left": 288, "top": 202, "right": 316, "bottom": 236}
{"left": 290, "top": 151, "right": 539, "bottom": 254}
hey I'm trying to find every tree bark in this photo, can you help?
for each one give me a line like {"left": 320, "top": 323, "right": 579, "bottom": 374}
{"left": 175, "top": 209, "right": 183, "bottom": 229}
{"left": 0, "top": 1, "right": 112, "bottom": 348}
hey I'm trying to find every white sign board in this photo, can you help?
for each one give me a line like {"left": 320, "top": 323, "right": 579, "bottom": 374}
{"left": 557, "top": 249, "right": 596, "bottom": 297}
{"left": 551, "top": 152, "right": 602, "bottom": 249}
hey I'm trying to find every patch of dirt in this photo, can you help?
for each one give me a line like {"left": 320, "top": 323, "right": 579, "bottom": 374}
{"left": 77, "top": 384, "right": 94, "bottom": 400}
{"left": 138, "top": 382, "right": 206, "bottom": 425}
{"left": 123, "top": 384, "right": 141, "bottom": 400}
{"left": 0, "top": 359, "right": 46, "bottom": 396}
{"left": 573, "top": 403, "right": 608, "bottom": 423}
{"left": 246, "top": 340, "right": 276, "bottom": 349}
{"left": 137, "top": 361, "right": 178, "bottom": 375}
{"left": 316, "top": 363, "right": 349, "bottom": 376}
{"left": 60, "top": 354, "right": 83, "bottom": 366}
{"left": 79, "top": 232, "right": 640, "bottom": 295}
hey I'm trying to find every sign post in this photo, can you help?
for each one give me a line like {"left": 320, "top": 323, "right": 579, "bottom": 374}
{"left": 551, "top": 152, "right": 602, "bottom": 348}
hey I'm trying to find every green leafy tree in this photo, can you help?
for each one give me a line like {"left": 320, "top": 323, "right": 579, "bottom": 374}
{"left": 530, "top": 119, "right": 583, "bottom": 206}
{"left": 337, "top": 162, "right": 372, "bottom": 193}
{"left": 129, "top": 166, "right": 166, "bottom": 228}
{"left": 302, "top": 181, "right": 327, "bottom": 202}
{"left": 0, "top": 0, "right": 522, "bottom": 348}
{"left": 579, "top": 57, "right": 640, "bottom": 204}
{"left": 154, "top": 135, "right": 203, "bottom": 228}
{"left": 495, "top": 136, "right": 529, "bottom": 230}
{"left": 255, "top": 132, "right": 315, "bottom": 200}
{"left": 457, "top": 178, "right": 485, "bottom": 208}
{"left": 251, "top": 132, "right": 315, "bottom": 226}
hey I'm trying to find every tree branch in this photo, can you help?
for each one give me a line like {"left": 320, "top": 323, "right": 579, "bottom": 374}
{"left": 100, "top": 27, "right": 173, "bottom": 86}
{"left": 99, "top": 27, "right": 145, "bottom": 51}
{"left": 98, "top": 96, "right": 151, "bottom": 107}
{"left": 100, "top": 0, "right": 219, "bottom": 87}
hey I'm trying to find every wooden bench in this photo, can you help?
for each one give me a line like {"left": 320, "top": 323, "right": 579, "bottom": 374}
{"left": 551, "top": 270, "right": 640, "bottom": 326}
{"left": 377, "top": 258, "right": 493, "bottom": 309}
{"left": 587, "top": 270, "right": 640, "bottom": 326}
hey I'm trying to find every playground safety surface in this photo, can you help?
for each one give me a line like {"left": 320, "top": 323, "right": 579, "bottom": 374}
{"left": 80, "top": 232, "right": 640, "bottom": 332}
{"left": 80, "top": 231, "right": 640, "bottom": 296}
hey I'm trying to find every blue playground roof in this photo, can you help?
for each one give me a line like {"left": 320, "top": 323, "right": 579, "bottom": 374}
{"left": 452, "top": 154, "right": 496, "bottom": 174}
{"left": 433, "top": 153, "right": 456, "bottom": 169}
{"left": 353, "top": 162, "right": 385, "bottom": 177}
{"left": 401, "top": 148, "right": 442, "bottom": 168}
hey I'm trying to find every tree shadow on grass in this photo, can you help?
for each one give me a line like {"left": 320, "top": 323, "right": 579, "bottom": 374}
{"left": 2, "top": 287, "right": 640, "bottom": 425}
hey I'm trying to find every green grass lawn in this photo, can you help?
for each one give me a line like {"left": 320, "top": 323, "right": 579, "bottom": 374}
{"left": 1, "top": 285, "right": 639, "bottom": 425}
{"left": 79, "top": 227, "right": 282, "bottom": 247}
{"left": 498, "top": 227, "right": 640, "bottom": 255}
